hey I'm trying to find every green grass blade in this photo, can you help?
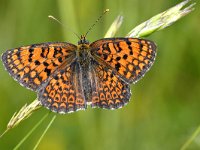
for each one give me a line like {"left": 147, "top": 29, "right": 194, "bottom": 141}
{"left": 181, "top": 125, "right": 200, "bottom": 150}
{"left": 13, "top": 113, "right": 49, "bottom": 150}
{"left": 33, "top": 115, "right": 57, "bottom": 150}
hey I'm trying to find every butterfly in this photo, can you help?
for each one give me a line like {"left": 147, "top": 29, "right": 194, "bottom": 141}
{"left": 1, "top": 34, "right": 156, "bottom": 114}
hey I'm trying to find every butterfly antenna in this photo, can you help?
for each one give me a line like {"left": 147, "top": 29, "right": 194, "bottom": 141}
{"left": 48, "top": 15, "right": 80, "bottom": 40}
{"left": 85, "top": 9, "right": 109, "bottom": 37}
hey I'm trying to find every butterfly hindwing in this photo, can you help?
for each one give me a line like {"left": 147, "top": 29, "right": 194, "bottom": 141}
{"left": 90, "top": 60, "right": 131, "bottom": 109}
{"left": 38, "top": 61, "right": 86, "bottom": 114}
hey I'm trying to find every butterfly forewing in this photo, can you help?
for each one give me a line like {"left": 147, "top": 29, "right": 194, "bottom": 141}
{"left": 2, "top": 42, "right": 76, "bottom": 91}
{"left": 90, "top": 38, "right": 156, "bottom": 84}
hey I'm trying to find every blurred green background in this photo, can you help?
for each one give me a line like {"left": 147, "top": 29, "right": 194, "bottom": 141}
{"left": 0, "top": 0, "right": 200, "bottom": 149}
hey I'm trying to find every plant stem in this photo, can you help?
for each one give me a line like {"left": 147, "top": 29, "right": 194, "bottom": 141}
{"left": 13, "top": 113, "right": 49, "bottom": 150}
{"left": 33, "top": 115, "right": 57, "bottom": 150}
{"left": 181, "top": 125, "right": 200, "bottom": 150}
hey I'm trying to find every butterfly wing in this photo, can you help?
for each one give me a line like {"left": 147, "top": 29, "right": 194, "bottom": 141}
{"left": 90, "top": 38, "right": 156, "bottom": 84}
{"left": 89, "top": 59, "right": 131, "bottom": 109}
{"left": 38, "top": 61, "right": 86, "bottom": 114}
{"left": 2, "top": 42, "right": 76, "bottom": 91}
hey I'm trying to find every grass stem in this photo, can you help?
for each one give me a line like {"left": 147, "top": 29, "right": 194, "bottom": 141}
{"left": 13, "top": 113, "right": 49, "bottom": 150}
{"left": 33, "top": 115, "right": 57, "bottom": 150}
{"left": 181, "top": 125, "right": 200, "bottom": 150}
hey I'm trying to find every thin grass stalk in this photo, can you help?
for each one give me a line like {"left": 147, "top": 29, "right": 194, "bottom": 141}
{"left": 33, "top": 115, "right": 57, "bottom": 150}
{"left": 181, "top": 125, "right": 200, "bottom": 150}
{"left": 13, "top": 113, "right": 49, "bottom": 150}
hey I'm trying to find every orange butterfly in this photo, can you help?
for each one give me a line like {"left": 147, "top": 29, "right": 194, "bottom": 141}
{"left": 2, "top": 9, "right": 156, "bottom": 114}
{"left": 2, "top": 35, "right": 156, "bottom": 114}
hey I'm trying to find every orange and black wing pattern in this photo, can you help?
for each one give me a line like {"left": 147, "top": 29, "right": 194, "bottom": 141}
{"left": 2, "top": 42, "right": 76, "bottom": 91}
{"left": 38, "top": 61, "right": 86, "bottom": 113}
{"left": 90, "top": 38, "right": 156, "bottom": 84}
{"left": 90, "top": 60, "right": 130, "bottom": 109}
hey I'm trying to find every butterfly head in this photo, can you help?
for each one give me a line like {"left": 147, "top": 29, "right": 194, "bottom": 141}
{"left": 78, "top": 35, "right": 89, "bottom": 45}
